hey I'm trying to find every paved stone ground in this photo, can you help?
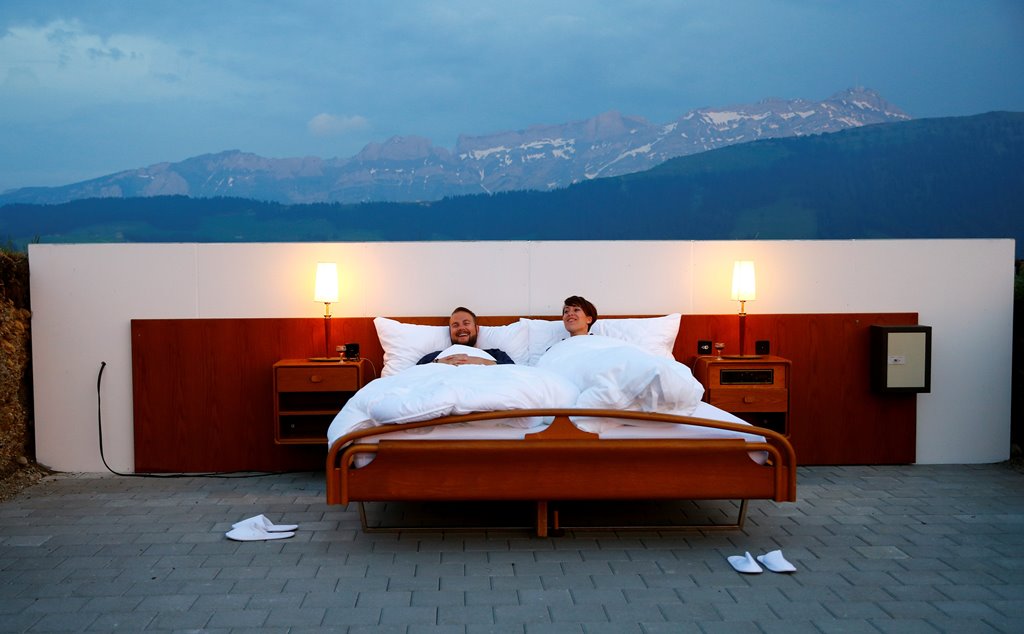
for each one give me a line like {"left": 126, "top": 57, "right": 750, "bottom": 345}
{"left": 1, "top": 464, "right": 1022, "bottom": 633}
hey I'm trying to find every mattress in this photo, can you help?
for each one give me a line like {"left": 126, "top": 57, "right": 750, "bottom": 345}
{"left": 338, "top": 402, "right": 769, "bottom": 467}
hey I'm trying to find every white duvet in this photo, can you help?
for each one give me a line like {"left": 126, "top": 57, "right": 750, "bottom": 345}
{"left": 327, "top": 334, "right": 713, "bottom": 446}
{"left": 538, "top": 335, "right": 704, "bottom": 417}
{"left": 326, "top": 363, "right": 580, "bottom": 446}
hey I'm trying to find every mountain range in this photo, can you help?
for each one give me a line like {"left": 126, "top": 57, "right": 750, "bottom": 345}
{"left": 0, "top": 88, "right": 908, "bottom": 206}
{"left": 3, "top": 111, "right": 1022, "bottom": 256}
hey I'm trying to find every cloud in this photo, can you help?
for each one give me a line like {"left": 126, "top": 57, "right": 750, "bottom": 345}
{"left": 307, "top": 112, "right": 369, "bottom": 137}
{"left": 0, "top": 1, "right": 1021, "bottom": 192}
{"left": 0, "top": 18, "right": 258, "bottom": 108}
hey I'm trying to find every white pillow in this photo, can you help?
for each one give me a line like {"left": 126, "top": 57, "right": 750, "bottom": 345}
{"left": 436, "top": 344, "right": 496, "bottom": 362}
{"left": 374, "top": 317, "right": 449, "bottom": 377}
{"left": 590, "top": 313, "right": 681, "bottom": 358}
{"left": 477, "top": 321, "right": 529, "bottom": 365}
{"left": 374, "top": 317, "right": 530, "bottom": 376}
{"left": 520, "top": 318, "right": 569, "bottom": 366}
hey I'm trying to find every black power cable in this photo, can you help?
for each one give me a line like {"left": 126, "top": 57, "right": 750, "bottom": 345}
{"left": 96, "top": 361, "right": 292, "bottom": 479}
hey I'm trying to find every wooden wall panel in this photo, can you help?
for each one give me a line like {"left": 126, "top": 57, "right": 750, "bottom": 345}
{"left": 675, "top": 313, "right": 918, "bottom": 464}
{"left": 132, "top": 312, "right": 918, "bottom": 472}
{"left": 134, "top": 319, "right": 312, "bottom": 472}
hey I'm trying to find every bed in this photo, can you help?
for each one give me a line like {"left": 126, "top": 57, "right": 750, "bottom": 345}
{"left": 325, "top": 315, "right": 797, "bottom": 536}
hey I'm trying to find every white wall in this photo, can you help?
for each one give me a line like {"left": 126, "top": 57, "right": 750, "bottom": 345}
{"left": 28, "top": 239, "right": 1014, "bottom": 472}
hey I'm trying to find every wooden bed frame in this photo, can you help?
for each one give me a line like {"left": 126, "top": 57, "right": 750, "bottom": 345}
{"left": 326, "top": 408, "right": 797, "bottom": 536}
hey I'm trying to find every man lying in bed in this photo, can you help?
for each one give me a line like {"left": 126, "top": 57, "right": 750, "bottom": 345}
{"left": 416, "top": 307, "right": 516, "bottom": 366}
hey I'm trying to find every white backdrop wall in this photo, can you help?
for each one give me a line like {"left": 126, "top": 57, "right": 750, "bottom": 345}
{"left": 28, "top": 239, "right": 1014, "bottom": 472}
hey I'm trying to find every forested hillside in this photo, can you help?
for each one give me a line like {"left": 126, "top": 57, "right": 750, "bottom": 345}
{"left": 3, "top": 112, "right": 1022, "bottom": 254}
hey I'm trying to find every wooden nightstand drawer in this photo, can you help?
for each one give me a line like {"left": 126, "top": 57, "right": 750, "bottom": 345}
{"left": 273, "top": 358, "right": 372, "bottom": 445}
{"left": 693, "top": 355, "right": 792, "bottom": 435}
{"left": 709, "top": 389, "right": 789, "bottom": 412}
{"left": 709, "top": 365, "right": 787, "bottom": 389}
{"left": 276, "top": 366, "right": 359, "bottom": 392}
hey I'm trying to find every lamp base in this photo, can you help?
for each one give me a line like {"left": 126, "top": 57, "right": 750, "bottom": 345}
{"left": 308, "top": 356, "right": 342, "bottom": 363}
{"left": 721, "top": 354, "right": 764, "bottom": 360}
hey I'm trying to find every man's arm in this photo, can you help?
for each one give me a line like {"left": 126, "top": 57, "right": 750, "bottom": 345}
{"left": 416, "top": 351, "right": 441, "bottom": 365}
{"left": 418, "top": 349, "right": 511, "bottom": 366}
{"left": 486, "top": 349, "right": 515, "bottom": 365}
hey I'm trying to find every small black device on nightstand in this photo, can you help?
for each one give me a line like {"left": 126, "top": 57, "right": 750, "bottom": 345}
{"left": 343, "top": 342, "right": 360, "bottom": 360}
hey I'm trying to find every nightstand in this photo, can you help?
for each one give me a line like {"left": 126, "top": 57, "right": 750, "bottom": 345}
{"left": 692, "top": 355, "right": 791, "bottom": 435}
{"left": 273, "top": 358, "right": 372, "bottom": 444}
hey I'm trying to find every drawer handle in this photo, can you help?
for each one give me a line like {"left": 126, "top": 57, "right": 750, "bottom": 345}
{"left": 743, "top": 396, "right": 756, "bottom": 404}
{"left": 309, "top": 375, "right": 323, "bottom": 384}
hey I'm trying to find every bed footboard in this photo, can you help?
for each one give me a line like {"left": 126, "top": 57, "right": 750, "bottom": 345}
{"left": 325, "top": 410, "right": 796, "bottom": 535}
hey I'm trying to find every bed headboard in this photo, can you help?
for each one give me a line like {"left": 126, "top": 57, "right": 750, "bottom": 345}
{"left": 131, "top": 312, "right": 919, "bottom": 472}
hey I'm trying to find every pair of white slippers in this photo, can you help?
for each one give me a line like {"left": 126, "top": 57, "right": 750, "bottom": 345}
{"left": 225, "top": 514, "right": 299, "bottom": 541}
{"left": 727, "top": 549, "right": 796, "bottom": 574}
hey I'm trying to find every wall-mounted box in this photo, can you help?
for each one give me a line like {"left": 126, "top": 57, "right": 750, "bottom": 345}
{"left": 870, "top": 325, "right": 932, "bottom": 393}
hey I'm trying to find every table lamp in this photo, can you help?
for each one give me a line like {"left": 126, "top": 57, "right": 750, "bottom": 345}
{"left": 730, "top": 260, "right": 757, "bottom": 358}
{"left": 310, "top": 262, "right": 339, "bottom": 362}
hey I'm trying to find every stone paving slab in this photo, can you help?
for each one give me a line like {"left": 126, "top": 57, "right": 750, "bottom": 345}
{"left": 0, "top": 464, "right": 1022, "bottom": 633}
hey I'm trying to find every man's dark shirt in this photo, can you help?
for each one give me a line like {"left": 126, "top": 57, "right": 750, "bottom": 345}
{"left": 416, "top": 349, "right": 515, "bottom": 365}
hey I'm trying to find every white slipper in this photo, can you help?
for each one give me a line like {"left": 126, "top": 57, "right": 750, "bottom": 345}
{"left": 225, "top": 525, "right": 295, "bottom": 541}
{"left": 756, "top": 549, "right": 797, "bottom": 573}
{"left": 727, "top": 552, "right": 763, "bottom": 574}
{"left": 232, "top": 514, "right": 298, "bottom": 532}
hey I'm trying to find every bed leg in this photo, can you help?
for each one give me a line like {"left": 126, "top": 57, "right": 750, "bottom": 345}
{"left": 736, "top": 499, "right": 749, "bottom": 530}
{"left": 551, "top": 507, "right": 565, "bottom": 537}
{"left": 536, "top": 501, "right": 548, "bottom": 537}
{"left": 358, "top": 502, "right": 371, "bottom": 532}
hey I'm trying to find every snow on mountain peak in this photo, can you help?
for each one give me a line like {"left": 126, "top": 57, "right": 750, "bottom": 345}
{"left": 0, "top": 88, "right": 913, "bottom": 206}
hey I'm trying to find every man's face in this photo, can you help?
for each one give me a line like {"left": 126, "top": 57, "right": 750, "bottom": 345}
{"left": 449, "top": 311, "right": 479, "bottom": 346}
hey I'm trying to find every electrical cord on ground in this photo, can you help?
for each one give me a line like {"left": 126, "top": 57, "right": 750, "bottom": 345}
{"left": 96, "top": 361, "right": 294, "bottom": 479}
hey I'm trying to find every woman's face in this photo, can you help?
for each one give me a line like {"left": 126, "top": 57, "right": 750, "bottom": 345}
{"left": 562, "top": 304, "right": 592, "bottom": 336}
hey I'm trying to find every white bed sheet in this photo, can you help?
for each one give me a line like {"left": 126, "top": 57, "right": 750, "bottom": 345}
{"left": 327, "top": 333, "right": 713, "bottom": 447}
{"left": 333, "top": 402, "right": 752, "bottom": 443}
{"left": 335, "top": 401, "right": 769, "bottom": 467}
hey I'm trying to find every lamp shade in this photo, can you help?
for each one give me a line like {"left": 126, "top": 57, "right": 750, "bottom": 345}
{"left": 314, "top": 262, "right": 339, "bottom": 303}
{"left": 730, "top": 260, "right": 756, "bottom": 302}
